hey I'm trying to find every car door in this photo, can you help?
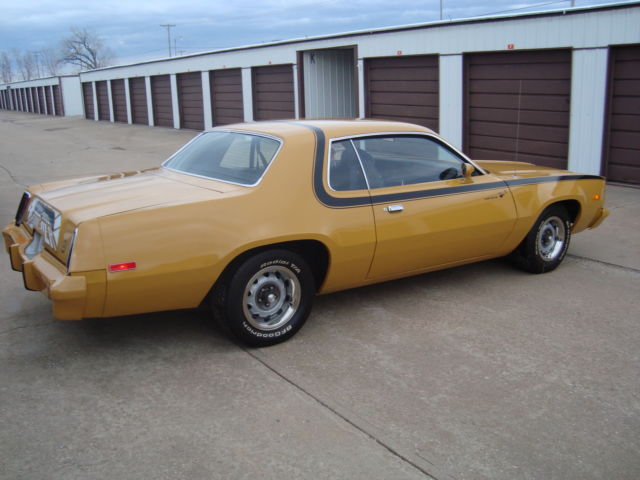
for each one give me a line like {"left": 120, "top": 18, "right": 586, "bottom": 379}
{"left": 349, "top": 134, "right": 517, "bottom": 280}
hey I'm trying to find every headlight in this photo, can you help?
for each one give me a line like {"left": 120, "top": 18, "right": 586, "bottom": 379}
{"left": 25, "top": 198, "right": 62, "bottom": 249}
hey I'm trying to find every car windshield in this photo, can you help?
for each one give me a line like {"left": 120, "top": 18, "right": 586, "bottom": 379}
{"left": 163, "top": 131, "right": 281, "bottom": 186}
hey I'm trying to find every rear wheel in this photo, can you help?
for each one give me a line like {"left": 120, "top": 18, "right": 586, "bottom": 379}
{"left": 216, "top": 249, "right": 314, "bottom": 346}
{"left": 511, "top": 205, "right": 572, "bottom": 274}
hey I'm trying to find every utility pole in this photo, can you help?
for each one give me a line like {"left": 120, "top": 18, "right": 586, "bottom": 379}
{"left": 160, "top": 24, "right": 176, "bottom": 57}
{"left": 440, "top": 0, "right": 443, "bottom": 20}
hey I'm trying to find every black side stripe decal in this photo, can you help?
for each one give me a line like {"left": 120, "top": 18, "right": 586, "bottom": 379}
{"left": 504, "top": 175, "right": 603, "bottom": 187}
{"left": 295, "top": 123, "right": 603, "bottom": 209}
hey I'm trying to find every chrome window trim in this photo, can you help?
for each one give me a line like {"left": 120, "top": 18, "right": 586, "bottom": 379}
{"left": 351, "top": 139, "right": 372, "bottom": 190}
{"left": 326, "top": 138, "right": 371, "bottom": 192}
{"left": 326, "top": 131, "right": 487, "bottom": 191}
{"left": 161, "top": 129, "right": 284, "bottom": 188}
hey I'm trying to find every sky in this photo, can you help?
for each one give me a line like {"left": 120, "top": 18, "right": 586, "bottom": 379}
{"left": 0, "top": 0, "right": 632, "bottom": 69}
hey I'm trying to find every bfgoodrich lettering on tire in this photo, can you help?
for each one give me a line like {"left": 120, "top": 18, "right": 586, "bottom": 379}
{"left": 222, "top": 249, "right": 314, "bottom": 346}
{"left": 511, "top": 205, "right": 572, "bottom": 274}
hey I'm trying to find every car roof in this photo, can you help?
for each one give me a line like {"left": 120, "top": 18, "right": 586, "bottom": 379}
{"left": 209, "top": 119, "right": 434, "bottom": 140}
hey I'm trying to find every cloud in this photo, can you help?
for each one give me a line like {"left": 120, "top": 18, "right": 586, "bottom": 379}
{"left": 0, "top": 0, "right": 628, "bottom": 68}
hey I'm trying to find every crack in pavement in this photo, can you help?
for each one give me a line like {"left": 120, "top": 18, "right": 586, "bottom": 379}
{"left": 0, "top": 321, "right": 54, "bottom": 336}
{"left": 244, "top": 348, "right": 446, "bottom": 480}
{"left": 567, "top": 253, "right": 640, "bottom": 274}
{"left": 0, "top": 162, "right": 26, "bottom": 187}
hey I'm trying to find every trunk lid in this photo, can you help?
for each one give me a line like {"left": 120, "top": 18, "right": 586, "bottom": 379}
{"left": 36, "top": 168, "right": 243, "bottom": 224}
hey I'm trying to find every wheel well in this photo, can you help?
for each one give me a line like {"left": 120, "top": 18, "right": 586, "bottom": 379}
{"left": 214, "top": 240, "right": 330, "bottom": 296}
{"left": 551, "top": 199, "right": 581, "bottom": 224}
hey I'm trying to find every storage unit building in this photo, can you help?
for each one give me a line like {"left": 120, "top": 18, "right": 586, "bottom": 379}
{"left": 3, "top": 3, "right": 639, "bottom": 184}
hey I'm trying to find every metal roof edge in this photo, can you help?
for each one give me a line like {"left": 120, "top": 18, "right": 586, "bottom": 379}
{"left": 79, "top": 1, "right": 640, "bottom": 75}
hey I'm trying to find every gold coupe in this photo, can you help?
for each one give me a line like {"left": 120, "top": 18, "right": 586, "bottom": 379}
{"left": 3, "top": 120, "right": 608, "bottom": 345}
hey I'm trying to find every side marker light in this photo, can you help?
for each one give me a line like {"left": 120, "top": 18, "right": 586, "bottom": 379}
{"left": 592, "top": 194, "right": 601, "bottom": 200}
{"left": 108, "top": 262, "right": 137, "bottom": 272}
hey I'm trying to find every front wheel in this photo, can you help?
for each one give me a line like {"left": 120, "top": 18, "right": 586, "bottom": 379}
{"left": 511, "top": 205, "right": 572, "bottom": 274}
{"left": 218, "top": 249, "right": 315, "bottom": 347}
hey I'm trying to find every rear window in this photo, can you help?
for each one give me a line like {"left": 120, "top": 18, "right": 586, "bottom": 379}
{"left": 163, "top": 131, "right": 281, "bottom": 186}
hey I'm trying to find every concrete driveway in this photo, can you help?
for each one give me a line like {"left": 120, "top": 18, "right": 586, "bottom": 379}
{"left": 1, "top": 112, "right": 638, "bottom": 480}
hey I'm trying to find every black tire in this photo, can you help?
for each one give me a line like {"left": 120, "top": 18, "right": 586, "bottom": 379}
{"left": 217, "top": 249, "right": 315, "bottom": 347}
{"left": 511, "top": 205, "right": 572, "bottom": 274}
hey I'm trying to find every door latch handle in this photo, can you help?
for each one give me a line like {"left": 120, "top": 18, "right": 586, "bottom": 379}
{"left": 384, "top": 204, "right": 404, "bottom": 213}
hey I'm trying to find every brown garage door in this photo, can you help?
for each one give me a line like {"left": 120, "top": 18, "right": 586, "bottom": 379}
{"left": 365, "top": 55, "right": 439, "bottom": 130}
{"left": 151, "top": 75, "right": 173, "bottom": 127}
{"left": 252, "top": 65, "right": 295, "bottom": 120}
{"left": 83, "top": 82, "right": 94, "bottom": 119}
{"left": 604, "top": 45, "right": 640, "bottom": 185}
{"left": 53, "top": 85, "right": 63, "bottom": 116}
{"left": 38, "top": 87, "right": 46, "bottom": 114}
{"left": 177, "top": 72, "right": 204, "bottom": 130}
{"left": 34, "top": 87, "right": 41, "bottom": 113}
{"left": 464, "top": 49, "right": 571, "bottom": 169}
{"left": 45, "top": 86, "right": 53, "bottom": 115}
{"left": 28, "top": 88, "right": 35, "bottom": 112}
{"left": 210, "top": 69, "right": 244, "bottom": 126}
{"left": 111, "top": 79, "right": 127, "bottom": 123}
{"left": 96, "top": 81, "right": 110, "bottom": 121}
{"left": 129, "top": 77, "right": 148, "bottom": 125}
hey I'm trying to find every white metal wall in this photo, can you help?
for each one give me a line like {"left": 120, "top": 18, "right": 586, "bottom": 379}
{"left": 303, "top": 50, "right": 356, "bottom": 119}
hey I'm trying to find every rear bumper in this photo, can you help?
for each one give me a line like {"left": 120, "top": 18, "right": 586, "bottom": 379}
{"left": 3, "top": 223, "right": 87, "bottom": 320}
{"left": 588, "top": 207, "right": 609, "bottom": 229}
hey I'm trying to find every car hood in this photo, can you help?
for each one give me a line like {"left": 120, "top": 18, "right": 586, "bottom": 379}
{"left": 475, "top": 160, "right": 568, "bottom": 180}
{"left": 35, "top": 168, "right": 243, "bottom": 224}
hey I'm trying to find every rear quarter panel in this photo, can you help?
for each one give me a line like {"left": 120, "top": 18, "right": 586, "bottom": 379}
{"left": 97, "top": 129, "right": 377, "bottom": 317}
{"left": 502, "top": 177, "right": 606, "bottom": 253}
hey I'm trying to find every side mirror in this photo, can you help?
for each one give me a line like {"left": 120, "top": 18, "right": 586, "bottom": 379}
{"left": 461, "top": 163, "right": 475, "bottom": 180}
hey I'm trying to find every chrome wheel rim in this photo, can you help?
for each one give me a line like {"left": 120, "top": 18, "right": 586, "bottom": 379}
{"left": 537, "top": 216, "right": 566, "bottom": 261}
{"left": 242, "top": 266, "right": 301, "bottom": 331}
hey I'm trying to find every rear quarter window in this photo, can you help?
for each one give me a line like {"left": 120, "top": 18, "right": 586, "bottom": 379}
{"left": 164, "top": 131, "right": 281, "bottom": 185}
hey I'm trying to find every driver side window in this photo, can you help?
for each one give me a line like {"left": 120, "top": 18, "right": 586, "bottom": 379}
{"left": 352, "top": 135, "right": 469, "bottom": 188}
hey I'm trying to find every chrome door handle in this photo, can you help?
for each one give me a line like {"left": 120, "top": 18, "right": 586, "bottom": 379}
{"left": 384, "top": 204, "right": 404, "bottom": 213}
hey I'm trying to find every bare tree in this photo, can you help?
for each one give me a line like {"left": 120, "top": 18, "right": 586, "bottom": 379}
{"left": 13, "top": 50, "right": 37, "bottom": 81}
{"left": 39, "top": 47, "right": 63, "bottom": 76}
{"left": 61, "top": 27, "right": 115, "bottom": 71}
{"left": 1, "top": 51, "right": 13, "bottom": 83}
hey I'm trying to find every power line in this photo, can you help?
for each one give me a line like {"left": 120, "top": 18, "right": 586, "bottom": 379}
{"left": 475, "top": 0, "right": 570, "bottom": 18}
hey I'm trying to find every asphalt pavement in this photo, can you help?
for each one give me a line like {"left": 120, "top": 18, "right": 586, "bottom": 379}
{"left": 1, "top": 111, "right": 638, "bottom": 480}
